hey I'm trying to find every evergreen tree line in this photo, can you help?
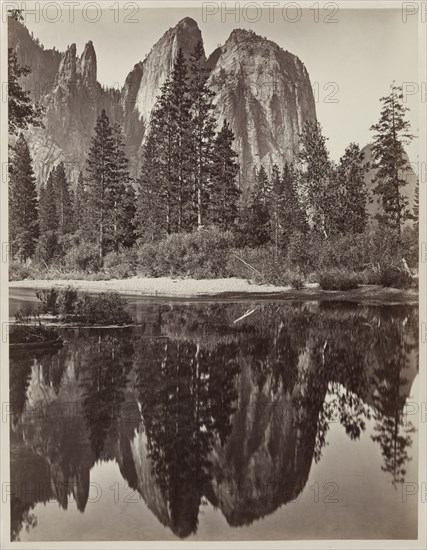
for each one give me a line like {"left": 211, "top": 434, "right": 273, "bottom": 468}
{"left": 9, "top": 40, "right": 417, "bottom": 273}
{"left": 238, "top": 129, "right": 370, "bottom": 251}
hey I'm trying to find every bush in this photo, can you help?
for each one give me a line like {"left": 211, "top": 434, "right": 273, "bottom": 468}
{"left": 34, "top": 231, "right": 63, "bottom": 265}
{"left": 36, "top": 288, "right": 60, "bottom": 314}
{"left": 103, "top": 249, "right": 137, "bottom": 279}
{"left": 137, "top": 229, "right": 235, "bottom": 278}
{"left": 64, "top": 242, "right": 102, "bottom": 273}
{"left": 58, "top": 286, "right": 79, "bottom": 315}
{"left": 227, "top": 247, "right": 306, "bottom": 288}
{"left": 287, "top": 232, "right": 315, "bottom": 272}
{"left": 9, "top": 261, "right": 36, "bottom": 281}
{"left": 378, "top": 265, "right": 414, "bottom": 289}
{"left": 34, "top": 288, "right": 133, "bottom": 324}
{"left": 401, "top": 226, "right": 418, "bottom": 269}
{"left": 73, "top": 292, "right": 132, "bottom": 325}
{"left": 290, "top": 273, "right": 305, "bottom": 290}
{"left": 318, "top": 269, "right": 359, "bottom": 291}
{"left": 316, "top": 233, "right": 368, "bottom": 271}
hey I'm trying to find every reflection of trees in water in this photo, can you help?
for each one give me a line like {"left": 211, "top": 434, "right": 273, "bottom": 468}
{"left": 370, "top": 307, "right": 418, "bottom": 486}
{"left": 10, "top": 351, "right": 34, "bottom": 427}
{"left": 79, "top": 331, "right": 134, "bottom": 460}
{"left": 135, "top": 335, "right": 240, "bottom": 537}
{"left": 291, "top": 304, "right": 418, "bottom": 481}
{"left": 9, "top": 304, "right": 418, "bottom": 540}
{"left": 293, "top": 305, "right": 374, "bottom": 463}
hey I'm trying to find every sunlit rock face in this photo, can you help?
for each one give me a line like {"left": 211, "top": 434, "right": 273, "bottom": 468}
{"left": 207, "top": 28, "right": 316, "bottom": 192}
{"left": 10, "top": 17, "right": 316, "bottom": 189}
{"left": 121, "top": 17, "right": 204, "bottom": 166}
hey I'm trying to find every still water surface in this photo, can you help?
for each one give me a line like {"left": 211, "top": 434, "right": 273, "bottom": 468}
{"left": 9, "top": 290, "right": 419, "bottom": 540}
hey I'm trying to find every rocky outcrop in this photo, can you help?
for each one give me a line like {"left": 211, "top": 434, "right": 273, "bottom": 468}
{"left": 121, "top": 17, "right": 204, "bottom": 171}
{"left": 207, "top": 29, "right": 316, "bottom": 191}
{"left": 10, "top": 17, "right": 315, "bottom": 190}
{"left": 9, "top": 17, "right": 122, "bottom": 188}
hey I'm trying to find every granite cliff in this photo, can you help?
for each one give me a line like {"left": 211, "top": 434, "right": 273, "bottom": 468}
{"left": 9, "top": 16, "right": 316, "bottom": 190}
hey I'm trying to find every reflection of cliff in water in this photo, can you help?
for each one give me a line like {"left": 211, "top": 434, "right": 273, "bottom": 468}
{"left": 10, "top": 303, "right": 418, "bottom": 540}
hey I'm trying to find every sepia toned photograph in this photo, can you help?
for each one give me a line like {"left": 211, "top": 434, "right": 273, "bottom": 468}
{"left": 1, "top": 0, "right": 426, "bottom": 547}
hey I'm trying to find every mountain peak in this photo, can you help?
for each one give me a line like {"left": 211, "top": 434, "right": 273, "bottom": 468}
{"left": 175, "top": 17, "right": 199, "bottom": 29}
{"left": 80, "top": 40, "right": 97, "bottom": 82}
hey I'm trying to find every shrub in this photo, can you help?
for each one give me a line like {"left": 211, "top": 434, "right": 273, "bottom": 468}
{"left": 137, "top": 229, "right": 235, "bottom": 278}
{"left": 58, "top": 286, "right": 79, "bottom": 315}
{"left": 401, "top": 226, "right": 418, "bottom": 268}
{"left": 318, "top": 269, "right": 359, "bottom": 291}
{"left": 103, "top": 249, "right": 137, "bottom": 279}
{"left": 378, "top": 265, "right": 414, "bottom": 289}
{"left": 73, "top": 292, "right": 132, "bottom": 325}
{"left": 287, "top": 231, "right": 315, "bottom": 272}
{"left": 36, "top": 288, "right": 59, "bottom": 314}
{"left": 290, "top": 273, "right": 305, "bottom": 290}
{"left": 34, "top": 288, "right": 133, "bottom": 324}
{"left": 227, "top": 247, "right": 307, "bottom": 288}
{"left": 9, "top": 261, "right": 35, "bottom": 281}
{"left": 34, "top": 231, "right": 63, "bottom": 265}
{"left": 316, "top": 233, "right": 368, "bottom": 271}
{"left": 64, "top": 242, "right": 102, "bottom": 273}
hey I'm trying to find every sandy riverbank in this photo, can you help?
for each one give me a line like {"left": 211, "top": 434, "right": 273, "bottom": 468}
{"left": 9, "top": 277, "right": 419, "bottom": 304}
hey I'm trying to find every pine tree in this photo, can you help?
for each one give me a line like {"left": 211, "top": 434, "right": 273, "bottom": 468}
{"left": 413, "top": 179, "right": 419, "bottom": 233}
{"left": 246, "top": 166, "right": 272, "bottom": 246}
{"left": 37, "top": 170, "right": 61, "bottom": 263}
{"left": 144, "top": 78, "right": 176, "bottom": 235}
{"left": 188, "top": 41, "right": 217, "bottom": 229}
{"left": 253, "top": 165, "right": 272, "bottom": 206}
{"left": 298, "top": 121, "right": 333, "bottom": 237}
{"left": 85, "top": 109, "right": 115, "bottom": 260}
{"left": 54, "top": 161, "right": 74, "bottom": 235}
{"left": 169, "top": 49, "right": 193, "bottom": 231}
{"left": 209, "top": 120, "right": 240, "bottom": 230}
{"left": 9, "top": 134, "right": 39, "bottom": 260}
{"left": 73, "top": 171, "right": 87, "bottom": 232}
{"left": 135, "top": 50, "right": 197, "bottom": 238}
{"left": 39, "top": 170, "right": 59, "bottom": 234}
{"left": 8, "top": 10, "right": 44, "bottom": 135}
{"left": 135, "top": 132, "right": 167, "bottom": 241}
{"left": 8, "top": 48, "right": 44, "bottom": 135}
{"left": 278, "top": 163, "right": 308, "bottom": 250}
{"left": 333, "top": 143, "right": 369, "bottom": 235}
{"left": 270, "top": 164, "right": 282, "bottom": 257}
{"left": 110, "top": 124, "right": 131, "bottom": 251}
{"left": 118, "top": 184, "right": 136, "bottom": 248}
{"left": 370, "top": 84, "right": 415, "bottom": 236}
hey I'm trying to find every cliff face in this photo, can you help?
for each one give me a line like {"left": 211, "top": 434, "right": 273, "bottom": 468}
{"left": 121, "top": 17, "right": 204, "bottom": 170}
{"left": 9, "top": 17, "right": 316, "bottom": 189}
{"left": 9, "top": 17, "right": 122, "bottom": 187}
{"left": 207, "top": 29, "right": 316, "bottom": 191}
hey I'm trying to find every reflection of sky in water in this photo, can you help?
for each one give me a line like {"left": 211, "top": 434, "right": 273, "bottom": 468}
{"left": 9, "top": 296, "right": 419, "bottom": 541}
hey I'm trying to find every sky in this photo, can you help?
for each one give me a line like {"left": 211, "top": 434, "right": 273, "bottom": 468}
{"left": 18, "top": 2, "right": 420, "bottom": 163}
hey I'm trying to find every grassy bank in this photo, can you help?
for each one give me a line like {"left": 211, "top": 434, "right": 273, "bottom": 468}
{"left": 10, "top": 227, "right": 418, "bottom": 292}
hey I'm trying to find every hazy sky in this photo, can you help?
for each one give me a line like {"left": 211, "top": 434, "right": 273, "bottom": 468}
{"left": 20, "top": 3, "right": 420, "bottom": 163}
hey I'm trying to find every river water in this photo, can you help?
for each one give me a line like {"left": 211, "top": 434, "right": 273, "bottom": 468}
{"left": 9, "top": 290, "right": 419, "bottom": 541}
